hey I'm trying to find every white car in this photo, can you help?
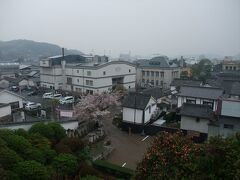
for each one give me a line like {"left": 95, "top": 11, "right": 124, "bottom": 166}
{"left": 42, "top": 92, "right": 53, "bottom": 99}
{"left": 25, "top": 102, "right": 41, "bottom": 111}
{"left": 51, "top": 94, "right": 62, "bottom": 100}
{"left": 59, "top": 96, "right": 74, "bottom": 104}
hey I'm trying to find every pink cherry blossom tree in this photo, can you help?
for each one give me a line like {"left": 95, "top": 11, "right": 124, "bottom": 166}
{"left": 74, "top": 93, "right": 121, "bottom": 122}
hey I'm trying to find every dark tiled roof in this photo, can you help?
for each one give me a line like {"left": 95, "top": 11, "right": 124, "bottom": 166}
{"left": 180, "top": 103, "right": 213, "bottom": 119}
{"left": 135, "top": 56, "right": 178, "bottom": 68}
{"left": 122, "top": 92, "right": 152, "bottom": 110}
{"left": 3, "top": 77, "right": 27, "bottom": 84}
{"left": 141, "top": 87, "right": 165, "bottom": 99}
{"left": 178, "top": 86, "right": 223, "bottom": 100}
{"left": 171, "top": 78, "right": 202, "bottom": 87}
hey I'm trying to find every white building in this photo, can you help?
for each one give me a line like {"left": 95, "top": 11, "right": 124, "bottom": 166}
{"left": 122, "top": 93, "right": 157, "bottom": 126}
{"left": 135, "top": 56, "right": 181, "bottom": 88}
{"left": 177, "top": 86, "right": 224, "bottom": 111}
{"left": 0, "top": 90, "right": 25, "bottom": 122}
{"left": 40, "top": 55, "right": 136, "bottom": 94}
{"left": 180, "top": 103, "right": 213, "bottom": 134}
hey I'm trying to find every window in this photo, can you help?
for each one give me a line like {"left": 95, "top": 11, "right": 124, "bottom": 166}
{"left": 77, "top": 79, "right": 79, "bottom": 83}
{"left": 75, "top": 87, "right": 82, "bottom": 92}
{"left": 129, "top": 86, "right": 131, "bottom": 89}
{"left": 149, "top": 106, "right": 151, "bottom": 113}
{"left": 77, "top": 70, "right": 79, "bottom": 73}
{"left": 86, "top": 89, "right": 93, "bottom": 95}
{"left": 156, "top": 80, "right": 159, "bottom": 86}
{"left": 151, "top": 80, "right": 154, "bottom": 85}
{"left": 142, "top": 71, "right": 145, "bottom": 76}
{"left": 87, "top": 71, "right": 91, "bottom": 76}
{"left": 203, "top": 100, "right": 213, "bottom": 109}
{"left": 156, "top": 72, "right": 159, "bottom": 77}
{"left": 196, "top": 117, "right": 200, "bottom": 122}
{"left": 233, "top": 67, "right": 236, "bottom": 71}
{"left": 146, "top": 71, "right": 150, "bottom": 76}
{"left": 129, "top": 69, "right": 131, "bottom": 73}
{"left": 10, "top": 101, "right": 19, "bottom": 110}
{"left": 86, "top": 80, "right": 93, "bottom": 86}
{"left": 160, "top": 72, "right": 164, "bottom": 78}
{"left": 151, "top": 71, "right": 154, "bottom": 76}
{"left": 226, "top": 66, "right": 228, "bottom": 70}
{"left": 103, "top": 71, "right": 106, "bottom": 75}
{"left": 186, "top": 98, "right": 196, "bottom": 104}
{"left": 67, "top": 77, "right": 72, "bottom": 84}
{"left": 224, "top": 124, "right": 234, "bottom": 129}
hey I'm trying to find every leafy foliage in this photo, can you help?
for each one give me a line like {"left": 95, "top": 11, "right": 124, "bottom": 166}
{"left": 136, "top": 131, "right": 240, "bottom": 179}
{"left": 13, "top": 160, "right": 49, "bottom": 180}
{"left": 52, "top": 153, "right": 78, "bottom": 176}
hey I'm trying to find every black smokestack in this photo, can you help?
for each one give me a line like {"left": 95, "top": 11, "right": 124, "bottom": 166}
{"left": 62, "top": 48, "right": 65, "bottom": 59}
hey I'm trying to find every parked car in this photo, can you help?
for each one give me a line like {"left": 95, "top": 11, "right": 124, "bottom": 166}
{"left": 27, "top": 91, "right": 38, "bottom": 96}
{"left": 59, "top": 96, "right": 74, "bottom": 104}
{"left": 24, "top": 102, "right": 41, "bottom": 111}
{"left": 10, "top": 86, "right": 19, "bottom": 92}
{"left": 51, "top": 93, "right": 62, "bottom": 100}
{"left": 42, "top": 92, "right": 53, "bottom": 99}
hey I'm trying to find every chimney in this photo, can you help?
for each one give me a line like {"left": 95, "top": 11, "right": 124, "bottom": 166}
{"left": 62, "top": 48, "right": 65, "bottom": 59}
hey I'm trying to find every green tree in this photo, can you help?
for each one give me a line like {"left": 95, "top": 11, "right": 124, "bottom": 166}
{"left": 13, "top": 160, "right": 49, "bottom": 180}
{"left": 0, "top": 147, "right": 23, "bottom": 169}
{"left": 29, "top": 122, "right": 66, "bottom": 143}
{"left": 48, "top": 122, "right": 66, "bottom": 142}
{"left": 29, "top": 122, "right": 54, "bottom": 140}
{"left": 14, "top": 128, "right": 29, "bottom": 138}
{"left": 52, "top": 153, "right": 78, "bottom": 178}
{"left": 2, "top": 134, "right": 31, "bottom": 155}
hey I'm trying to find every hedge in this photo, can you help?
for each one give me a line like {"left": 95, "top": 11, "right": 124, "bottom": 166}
{"left": 93, "top": 160, "right": 134, "bottom": 179}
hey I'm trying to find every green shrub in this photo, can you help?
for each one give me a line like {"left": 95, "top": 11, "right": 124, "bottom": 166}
{"left": 93, "top": 160, "right": 134, "bottom": 179}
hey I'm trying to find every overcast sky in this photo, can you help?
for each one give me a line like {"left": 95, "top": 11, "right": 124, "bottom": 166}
{"left": 0, "top": 0, "right": 240, "bottom": 57}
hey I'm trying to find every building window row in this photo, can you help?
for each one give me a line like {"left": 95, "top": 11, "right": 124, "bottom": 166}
{"left": 142, "top": 71, "right": 164, "bottom": 78}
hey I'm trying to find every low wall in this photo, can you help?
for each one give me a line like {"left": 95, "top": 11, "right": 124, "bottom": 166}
{"left": 0, "top": 119, "right": 79, "bottom": 130}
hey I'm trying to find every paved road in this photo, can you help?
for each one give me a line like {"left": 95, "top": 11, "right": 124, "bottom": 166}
{"left": 103, "top": 107, "right": 153, "bottom": 170}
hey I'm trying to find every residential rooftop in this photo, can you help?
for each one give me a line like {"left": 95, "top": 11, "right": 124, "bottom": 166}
{"left": 122, "top": 92, "right": 153, "bottom": 110}
{"left": 178, "top": 85, "right": 224, "bottom": 100}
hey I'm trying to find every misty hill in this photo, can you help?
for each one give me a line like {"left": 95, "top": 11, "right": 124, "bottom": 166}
{"left": 0, "top": 39, "right": 83, "bottom": 61}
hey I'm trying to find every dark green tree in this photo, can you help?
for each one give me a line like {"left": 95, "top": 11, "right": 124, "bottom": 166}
{"left": 0, "top": 147, "right": 23, "bottom": 169}
{"left": 52, "top": 153, "right": 78, "bottom": 178}
{"left": 13, "top": 160, "right": 50, "bottom": 180}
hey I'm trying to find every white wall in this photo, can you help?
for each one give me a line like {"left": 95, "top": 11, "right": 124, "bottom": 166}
{"left": 0, "top": 91, "right": 23, "bottom": 108}
{"left": 181, "top": 116, "right": 209, "bottom": 133}
{"left": 0, "top": 120, "right": 79, "bottom": 130}
{"left": 123, "top": 107, "right": 143, "bottom": 124}
{"left": 0, "top": 105, "right": 11, "bottom": 118}
{"left": 144, "top": 97, "right": 157, "bottom": 123}
{"left": 221, "top": 100, "right": 240, "bottom": 118}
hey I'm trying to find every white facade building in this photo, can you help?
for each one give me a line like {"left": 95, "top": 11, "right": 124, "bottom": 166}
{"left": 177, "top": 86, "right": 223, "bottom": 111}
{"left": 122, "top": 93, "right": 157, "bottom": 125}
{"left": 40, "top": 55, "right": 136, "bottom": 94}
{"left": 135, "top": 56, "right": 181, "bottom": 88}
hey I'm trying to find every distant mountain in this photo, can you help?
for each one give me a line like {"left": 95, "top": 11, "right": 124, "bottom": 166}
{"left": 0, "top": 39, "right": 83, "bottom": 61}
